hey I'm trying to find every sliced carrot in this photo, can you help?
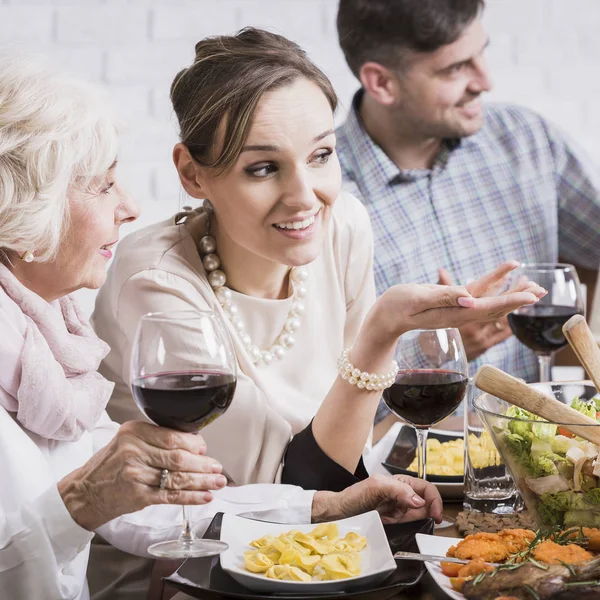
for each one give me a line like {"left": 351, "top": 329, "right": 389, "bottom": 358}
{"left": 449, "top": 576, "right": 471, "bottom": 592}
{"left": 440, "top": 562, "right": 463, "bottom": 577}
{"left": 558, "top": 426, "right": 575, "bottom": 438}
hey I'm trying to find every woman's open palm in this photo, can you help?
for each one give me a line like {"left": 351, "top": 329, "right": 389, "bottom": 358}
{"left": 379, "top": 261, "right": 546, "bottom": 336}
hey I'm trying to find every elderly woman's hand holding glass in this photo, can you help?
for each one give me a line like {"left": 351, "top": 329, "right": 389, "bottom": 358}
{"left": 57, "top": 421, "right": 224, "bottom": 532}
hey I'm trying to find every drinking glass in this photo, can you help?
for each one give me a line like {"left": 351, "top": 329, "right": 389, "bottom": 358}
{"left": 130, "top": 310, "right": 237, "bottom": 558}
{"left": 464, "top": 383, "right": 521, "bottom": 514}
{"left": 507, "top": 263, "right": 584, "bottom": 382}
{"left": 382, "top": 328, "right": 469, "bottom": 482}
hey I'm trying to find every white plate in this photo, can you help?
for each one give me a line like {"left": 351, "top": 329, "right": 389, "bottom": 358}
{"left": 219, "top": 511, "right": 396, "bottom": 593}
{"left": 415, "top": 533, "right": 464, "bottom": 600}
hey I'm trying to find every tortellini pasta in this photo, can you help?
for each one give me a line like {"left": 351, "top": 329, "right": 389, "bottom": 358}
{"left": 405, "top": 433, "right": 501, "bottom": 476}
{"left": 244, "top": 523, "right": 367, "bottom": 581}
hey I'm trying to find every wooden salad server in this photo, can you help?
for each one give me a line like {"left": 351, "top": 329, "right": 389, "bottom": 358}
{"left": 563, "top": 313, "right": 600, "bottom": 393}
{"left": 474, "top": 364, "right": 600, "bottom": 446}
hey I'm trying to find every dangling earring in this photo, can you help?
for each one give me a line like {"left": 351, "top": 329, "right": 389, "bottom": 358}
{"left": 202, "top": 199, "right": 213, "bottom": 214}
{"left": 20, "top": 250, "right": 34, "bottom": 263}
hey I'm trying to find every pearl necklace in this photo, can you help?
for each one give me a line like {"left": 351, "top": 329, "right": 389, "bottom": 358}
{"left": 197, "top": 233, "right": 308, "bottom": 367}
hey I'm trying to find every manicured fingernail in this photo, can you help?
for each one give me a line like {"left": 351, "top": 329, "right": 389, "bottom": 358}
{"left": 215, "top": 475, "right": 227, "bottom": 487}
{"left": 211, "top": 463, "right": 223, "bottom": 473}
{"left": 412, "top": 494, "right": 425, "bottom": 506}
{"left": 458, "top": 297, "right": 475, "bottom": 308}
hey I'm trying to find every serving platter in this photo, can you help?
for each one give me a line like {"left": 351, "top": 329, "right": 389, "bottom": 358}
{"left": 165, "top": 513, "right": 434, "bottom": 600}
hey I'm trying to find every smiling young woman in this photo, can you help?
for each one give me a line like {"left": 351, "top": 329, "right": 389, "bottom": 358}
{"left": 88, "top": 28, "right": 544, "bottom": 600}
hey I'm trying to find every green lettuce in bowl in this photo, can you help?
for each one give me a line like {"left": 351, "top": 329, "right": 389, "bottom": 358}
{"left": 474, "top": 382, "right": 600, "bottom": 528}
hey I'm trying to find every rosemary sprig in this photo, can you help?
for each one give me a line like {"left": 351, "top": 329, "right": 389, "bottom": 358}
{"left": 564, "top": 580, "right": 600, "bottom": 587}
{"left": 527, "top": 558, "right": 549, "bottom": 571}
{"left": 557, "top": 559, "right": 576, "bottom": 576}
{"left": 553, "top": 526, "right": 588, "bottom": 547}
{"left": 472, "top": 570, "right": 487, "bottom": 585}
{"left": 523, "top": 584, "right": 541, "bottom": 600}
{"left": 476, "top": 562, "right": 524, "bottom": 584}
{"left": 488, "top": 563, "right": 520, "bottom": 579}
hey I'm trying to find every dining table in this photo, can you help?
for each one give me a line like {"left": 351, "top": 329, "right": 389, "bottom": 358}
{"left": 166, "top": 502, "right": 464, "bottom": 600}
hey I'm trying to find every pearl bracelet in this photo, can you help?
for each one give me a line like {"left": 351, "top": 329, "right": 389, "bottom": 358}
{"left": 336, "top": 347, "right": 398, "bottom": 391}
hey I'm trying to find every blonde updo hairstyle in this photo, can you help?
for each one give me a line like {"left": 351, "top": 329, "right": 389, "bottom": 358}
{"left": 0, "top": 55, "right": 118, "bottom": 264}
{"left": 170, "top": 27, "right": 338, "bottom": 174}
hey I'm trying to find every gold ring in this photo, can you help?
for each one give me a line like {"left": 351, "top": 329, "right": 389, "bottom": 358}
{"left": 159, "top": 468, "right": 169, "bottom": 490}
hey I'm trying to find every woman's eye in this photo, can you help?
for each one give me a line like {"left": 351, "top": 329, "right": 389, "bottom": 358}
{"left": 448, "top": 63, "right": 467, "bottom": 75}
{"left": 312, "top": 149, "right": 333, "bottom": 164}
{"left": 246, "top": 164, "right": 277, "bottom": 178}
{"left": 101, "top": 182, "right": 115, "bottom": 194}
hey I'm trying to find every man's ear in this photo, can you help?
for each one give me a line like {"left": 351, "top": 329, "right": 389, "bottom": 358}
{"left": 173, "top": 143, "right": 206, "bottom": 198}
{"left": 359, "top": 62, "right": 402, "bottom": 107}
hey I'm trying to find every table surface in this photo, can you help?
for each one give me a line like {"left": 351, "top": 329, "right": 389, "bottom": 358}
{"left": 169, "top": 503, "right": 463, "bottom": 600}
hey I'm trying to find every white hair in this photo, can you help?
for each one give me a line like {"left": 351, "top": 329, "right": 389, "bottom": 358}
{"left": 0, "top": 53, "right": 118, "bottom": 263}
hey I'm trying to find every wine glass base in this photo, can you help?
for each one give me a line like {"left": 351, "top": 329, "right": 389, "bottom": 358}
{"left": 147, "top": 538, "right": 229, "bottom": 558}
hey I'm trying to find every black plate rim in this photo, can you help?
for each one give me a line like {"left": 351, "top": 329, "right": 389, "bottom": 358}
{"left": 380, "top": 461, "right": 463, "bottom": 484}
{"left": 165, "top": 513, "right": 434, "bottom": 600}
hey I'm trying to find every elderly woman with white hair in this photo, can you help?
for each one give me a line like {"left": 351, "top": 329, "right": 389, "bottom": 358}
{"left": 0, "top": 56, "right": 236, "bottom": 599}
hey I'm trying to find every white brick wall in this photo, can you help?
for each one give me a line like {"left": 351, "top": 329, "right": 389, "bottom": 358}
{"left": 2, "top": 0, "right": 600, "bottom": 313}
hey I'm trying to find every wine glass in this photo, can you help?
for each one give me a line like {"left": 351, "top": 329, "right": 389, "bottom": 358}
{"left": 507, "top": 263, "right": 585, "bottom": 382}
{"left": 382, "top": 328, "right": 469, "bottom": 482}
{"left": 130, "top": 309, "right": 237, "bottom": 559}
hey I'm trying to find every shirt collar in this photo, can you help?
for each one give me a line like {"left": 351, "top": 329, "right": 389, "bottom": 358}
{"left": 340, "top": 89, "right": 462, "bottom": 190}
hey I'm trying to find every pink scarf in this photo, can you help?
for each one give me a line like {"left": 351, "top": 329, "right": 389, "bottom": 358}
{"left": 0, "top": 264, "right": 113, "bottom": 441}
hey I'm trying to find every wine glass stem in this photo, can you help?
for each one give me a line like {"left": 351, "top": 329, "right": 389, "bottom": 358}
{"left": 415, "top": 427, "right": 429, "bottom": 481}
{"left": 178, "top": 505, "right": 195, "bottom": 545}
{"left": 537, "top": 354, "right": 552, "bottom": 382}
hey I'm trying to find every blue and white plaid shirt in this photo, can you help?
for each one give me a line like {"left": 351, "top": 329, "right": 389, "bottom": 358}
{"left": 336, "top": 91, "right": 600, "bottom": 421}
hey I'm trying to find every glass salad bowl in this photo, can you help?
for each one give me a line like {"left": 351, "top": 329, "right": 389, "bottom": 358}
{"left": 474, "top": 381, "right": 600, "bottom": 529}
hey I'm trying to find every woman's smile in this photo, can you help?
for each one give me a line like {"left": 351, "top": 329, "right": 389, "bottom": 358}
{"left": 272, "top": 207, "right": 321, "bottom": 240}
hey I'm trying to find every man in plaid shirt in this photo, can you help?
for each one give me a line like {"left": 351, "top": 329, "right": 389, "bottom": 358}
{"left": 335, "top": 0, "right": 600, "bottom": 424}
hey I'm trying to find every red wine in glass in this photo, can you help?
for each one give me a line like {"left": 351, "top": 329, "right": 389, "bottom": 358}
{"left": 130, "top": 309, "right": 237, "bottom": 559}
{"left": 507, "top": 264, "right": 585, "bottom": 382}
{"left": 384, "top": 328, "right": 468, "bottom": 484}
{"left": 383, "top": 369, "right": 469, "bottom": 427}
{"left": 508, "top": 305, "right": 584, "bottom": 354}
{"left": 132, "top": 371, "right": 236, "bottom": 433}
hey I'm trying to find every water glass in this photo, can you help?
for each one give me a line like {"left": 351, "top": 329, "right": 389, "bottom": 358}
{"left": 464, "top": 384, "right": 522, "bottom": 514}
